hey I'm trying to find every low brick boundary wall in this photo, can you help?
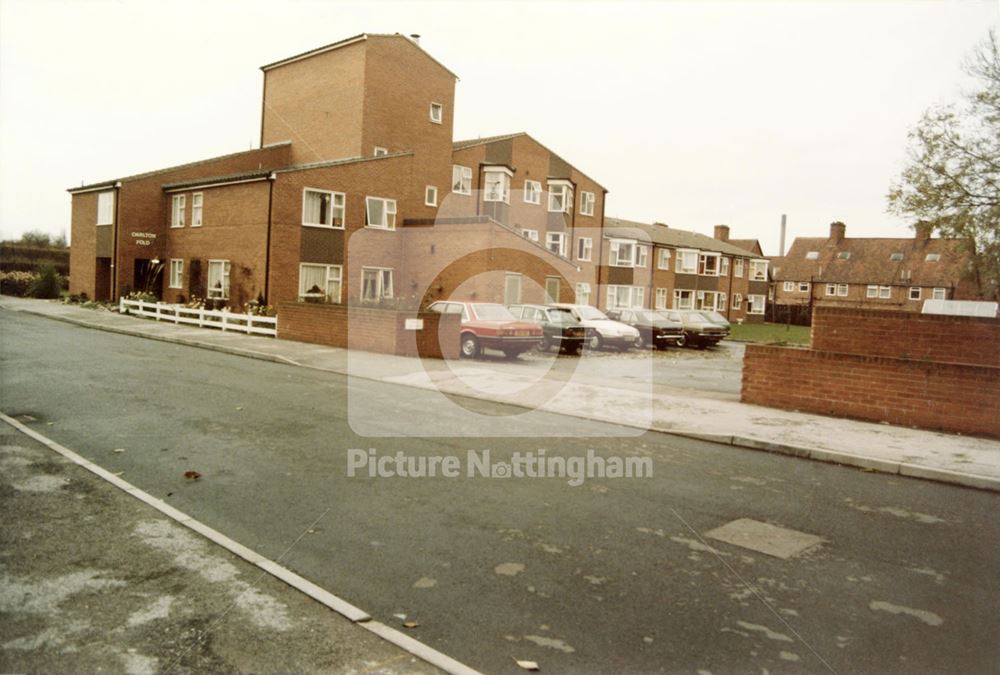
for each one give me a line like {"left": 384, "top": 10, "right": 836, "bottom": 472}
{"left": 742, "top": 344, "right": 1000, "bottom": 438}
{"left": 811, "top": 306, "right": 1000, "bottom": 367}
{"left": 276, "top": 303, "right": 460, "bottom": 359}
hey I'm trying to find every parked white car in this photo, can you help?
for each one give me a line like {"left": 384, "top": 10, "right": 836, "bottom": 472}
{"left": 548, "top": 303, "right": 641, "bottom": 351}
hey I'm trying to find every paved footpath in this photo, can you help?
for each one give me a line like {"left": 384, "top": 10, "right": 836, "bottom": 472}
{"left": 3, "top": 296, "right": 998, "bottom": 492}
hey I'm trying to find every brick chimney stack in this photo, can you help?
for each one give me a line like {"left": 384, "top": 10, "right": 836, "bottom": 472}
{"left": 714, "top": 224, "right": 730, "bottom": 242}
{"left": 829, "top": 221, "right": 846, "bottom": 243}
{"left": 914, "top": 221, "right": 933, "bottom": 246}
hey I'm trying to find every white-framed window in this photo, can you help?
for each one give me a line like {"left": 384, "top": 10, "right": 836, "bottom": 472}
{"left": 734, "top": 259, "right": 744, "bottom": 278}
{"left": 837, "top": 251, "right": 852, "bottom": 260}
{"left": 610, "top": 239, "right": 636, "bottom": 267}
{"left": 171, "top": 194, "right": 186, "bottom": 228}
{"left": 932, "top": 287, "right": 946, "bottom": 300}
{"left": 926, "top": 253, "right": 941, "bottom": 262}
{"left": 909, "top": 287, "right": 921, "bottom": 301}
{"left": 718, "top": 294, "right": 727, "bottom": 311}
{"left": 607, "top": 285, "right": 644, "bottom": 309}
{"left": 191, "top": 192, "right": 203, "bottom": 227}
{"left": 504, "top": 273, "right": 522, "bottom": 305}
{"left": 298, "top": 263, "right": 342, "bottom": 303}
{"left": 546, "top": 231, "right": 568, "bottom": 257}
{"left": 676, "top": 249, "right": 698, "bottom": 274}
{"left": 799, "top": 282, "right": 810, "bottom": 293}
{"left": 207, "top": 260, "right": 230, "bottom": 299}
{"left": 698, "top": 253, "right": 720, "bottom": 276}
{"left": 657, "top": 248, "right": 670, "bottom": 270}
{"left": 548, "top": 181, "right": 573, "bottom": 213}
{"left": 579, "top": 191, "right": 595, "bottom": 216}
{"left": 749, "top": 260, "right": 768, "bottom": 281}
{"left": 97, "top": 191, "right": 114, "bottom": 225}
{"left": 365, "top": 196, "right": 397, "bottom": 229}
{"left": 521, "top": 229, "right": 539, "bottom": 242}
{"left": 696, "top": 290, "right": 725, "bottom": 311}
{"left": 636, "top": 245, "right": 648, "bottom": 268}
{"left": 429, "top": 102, "right": 443, "bottom": 124}
{"left": 575, "top": 282, "right": 591, "bottom": 305}
{"left": 879, "top": 286, "right": 891, "bottom": 299}
{"left": 452, "top": 165, "right": 472, "bottom": 195}
{"left": 483, "top": 168, "right": 511, "bottom": 203}
{"left": 169, "top": 259, "right": 183, "bottom": 289}
{"left": 732, "top": 293, "right": 743, "bottom": 310}
{"left": 544, "top": 276, "right": 561, "bottom": 304}
{"left": 655, "top": 288, "right": 668, "bottom": 309}
{"left": 673, "top": 289, "right": 694, "bottom": 309}
{"left": 577, "top": 237, "right": 592, "bottom": 261}
{"left": 866, "top": 285, "right": 878, "bottom": 298}
{"left": 720, "top": 257, "right": 730, "bottom": 276}
{"left": 373, "top": 146, "right": 389, "bottom": 157}
{"left": 524, "top": 180, "right": 542, "bottom": 205}
{"left": 783, "top": 281, "right": 795, "bottom": 292}
{"left": 805, "top": 251, "right": 819, "bottom": 260}
{"left": 838, "top": 284, "right": 849, "bottom": 297}
{"left": 825, "top": 284, "right": 837, "bottom": 296}
{"left": 890, "top": 252, "right": 904, "bottom": 262}
{"left": 302, "top": 188, "right": 345, "bottom": 228}
{"left": 747, "top": 294, "right": 765, "bottom": 314}
{"left": 362, "top": 267, "right": 394, "bottom": 302}
{"left": 425, "top": 185, "right": 438, "bottom": 207}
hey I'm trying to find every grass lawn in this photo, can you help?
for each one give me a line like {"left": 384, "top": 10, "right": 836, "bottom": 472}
{"left": 728, "top": 322, "right": 811, "bottom": 345}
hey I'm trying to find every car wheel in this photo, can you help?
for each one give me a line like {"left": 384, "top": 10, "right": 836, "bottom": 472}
{"left": 675, "top": 334, "right": 686, "bottom": 348}
{"left": 539, "top": 335, "right": 551, "bottom": 352}
{"left": 566, "top": 345, "right": 581, "bottom": 356}
{"left": 460, "top": 334, "right": 480, "bottom": 359}
{"left": 502, "top": 348, "right": 520, "bottom": 359}
{"left": 588, "top": 334, "right": 603, "bottom": 351}
{"left": 636, "top": 333, "right": 647, "bottom": 349}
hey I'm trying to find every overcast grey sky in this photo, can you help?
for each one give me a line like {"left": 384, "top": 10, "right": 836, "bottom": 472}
{"left": 1, "top": 0, "right": 996, "bottom": 254}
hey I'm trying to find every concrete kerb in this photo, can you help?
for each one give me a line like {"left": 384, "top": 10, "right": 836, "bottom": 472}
{"left": 0, "top": 412, "right": 484, "bottom": 675}
{"left": 12, "top": 303, "right": 1000, "bottom": 495}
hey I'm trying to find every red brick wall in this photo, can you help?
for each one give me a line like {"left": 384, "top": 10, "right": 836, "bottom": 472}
{"left": 742, "top": 344, "right": 1000, "bottom": 437}
{"left": 811, "top": 306, "right": 1000, "bottom": 367}
{"left": 276, "top": 302, "right": 459, "bottom": 359}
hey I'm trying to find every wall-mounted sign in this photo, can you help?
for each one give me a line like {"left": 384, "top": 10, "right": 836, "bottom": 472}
{"left": 404, "top": 318, "right": 424, "bottom": 331}
{"left": 131, "top": 231, "right": 157, "bottom": 246}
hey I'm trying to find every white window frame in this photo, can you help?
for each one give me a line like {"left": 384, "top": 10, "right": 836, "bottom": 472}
{"left": 171, "top": 194, "right": 186, "bottom": 228}
{"left": 575, "top": 282, "right": 591, "bottom": 305}
{"left": 361, "top": 267, "right": 394, "bottom": 302}
{"left": 932, "top": 287, "right": 946, "bottom": 300}
{"left": 521, "top": 229, "right": 539, "bottom": 242}
{"left": 610, "top": 239, "right": 636, "bottom": 267}
{"left": 191, "top": 192, "right": 203, "bottom": 227}
{"left": 749, "top": 259, "right": 769, "bottom": 281}
{"left": 636, "top": 245, "right": 648, "bottom": 268}
{"left": 429, "top": 102, "right": 443, "bottom": 124}
{"left": 783, "top": 281, "right": 795, "bottom": 292}
{"left": 548, "top": 181, "right": 573, "bottom": 213}
{"left": 302, "top": 188, "right": 346, "bottom": 229}
{"left": 298, "top": 263, "right": 343, "bottom": 303}
{"left": 698, "top": 252, "right": 720, "bottom": 276}
{"left": 483, "top": 167, "right": 512, "bottom": 204}
{"left": 798, "top": 282, "right": 810, "bottom": 293}
{"left": 97, "top": 191, "right": 114, "bottom": 225}
{"left": 207, "top": 259, "right": 230, "bottom": 299}
{"left": 425, "top": 185, "right": 438, "bottom": 207}
{"left": 805, "top": 251, "right": 819, "bottom": 260}
{"left": 452, "top": 165, "right": 472, "bottom": 195}
{"left": 866, "top": 285, "right": 879, "bottom": 299}
{"left": 655, "top": 288, "right": 668, "bottom": 310}
{"left": 579, "top": 191, "right": 595, "bottom": 216}
{"left": 825, "top": 283, "right": 837, "bottom": 296}
{"left": 657, "top": 248, "right": 670, "bottom": 270}
{"left": 838, "top": 284, "right": 849, "bottom": 297}
{"left": 524, "top": 180, "right": 542, "bottom": 205}
{"left": 909, "top": 287, "right": 921, "bottom": 301}
{"left": 169, "top": 259, "right": 183, "bottom": 289}
{"left": 720, "top": 257, "right": 730, "bottom": 276}
{"left": 504, "top": 273, "right": 523, "bottom": 305}
{"left": 747, "top": 294, "right": 765, "bottom": 315}
{"left": 734, "top": 259, "right": 744, "bottom": 278}
{"left": 373, "top": 146, "right": 389, "bottom": 157}
{"left": 673, "top": 289, "right": 694, "bottom": 310}
{"left": 365, "top": 196, "right": 397, "bottom": 230}
{"left": 879, "top": 285, "right": 892, "bottom": 299}
{"left": 732, "top": 293, "right": 743, "bottom": 310}
{"left": 677, "top": 249, "right": 698, "bottom": 274}
{"left": 926, "top": 253, "right": 941, "bottom": 262}
{"left": 607, "top": 285, "right": 644, "bottom": 309}
{"left": 577, "top": 237, "right": 593, "bottom": 262}
{"left": 546, "top": 231, "right": 568, "bottom": 257}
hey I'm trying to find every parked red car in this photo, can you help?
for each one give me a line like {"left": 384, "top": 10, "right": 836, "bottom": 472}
{"left": 427, "top": 301, "right": 543, "bottom": 359}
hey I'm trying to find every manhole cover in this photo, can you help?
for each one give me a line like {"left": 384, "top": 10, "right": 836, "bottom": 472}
{"left": 705, "top": 518, "right": 824, "bottom": 559}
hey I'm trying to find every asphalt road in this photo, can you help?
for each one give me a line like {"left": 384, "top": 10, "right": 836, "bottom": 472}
{"left": 2, "top": 309, "right": 998, "bottom": 674}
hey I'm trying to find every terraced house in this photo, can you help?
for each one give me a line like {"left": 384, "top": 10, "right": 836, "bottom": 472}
{"left": 600, "top": 219, "right": 770, "bottom": 323}
{"left": 771, "top": 221, "right": 979, "bottom": 321}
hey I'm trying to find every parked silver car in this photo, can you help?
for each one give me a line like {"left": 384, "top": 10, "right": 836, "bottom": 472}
{"left": 549, "top": 303, "right": 641, "bottom": 351}
{"left": 657, "top": 310, "right": 728, "bottom": 348}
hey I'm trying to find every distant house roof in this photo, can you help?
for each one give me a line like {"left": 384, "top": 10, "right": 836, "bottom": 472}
{"left": 259, "top": 33, "right": 459, "bottom": 79}
{"left": 604, "top": 217, "right": 764, "bottom": 258}
{"left": 452, "top": 132, "right": 607, "bottom": 191}
{"left": 772, "top": 229, "right": 972, "bottom": 287}
{"left": 729, "top": 238, "right": 763, "bottom": 256}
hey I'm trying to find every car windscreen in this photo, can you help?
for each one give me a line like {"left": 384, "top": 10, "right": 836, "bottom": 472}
{"left": 471, "top": 303, "right": 515, "bottom": 320}
{"left": 634, "top": 310, "right": 661, "bottom": 322}
{"left": 575, "top": 306, "right": 608, "bottom": 321}
{"left": 701, "top": 311, "right": 726, "bottom": 323}
{"left": 546, "top": 309, "right": 578, "bottom": 324}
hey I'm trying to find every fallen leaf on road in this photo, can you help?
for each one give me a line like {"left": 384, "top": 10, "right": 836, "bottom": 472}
{"left": 513, "top": 658, "right": 540, "bottom": 671}
{"left": 393, "top": 613, "right": 407, "bottom": 621}
{"left": 184, "top": 471, "right": 201, "bottom": 480}
{"left": 112, "top": 448, "right": 126, "bottom": 453}
{"left": 114, "top": 471, "right": 125, "bottom": 476}
{"left": 236, "top": 406, "right": 243, "bottom": 411}
{"left": 403, "top": 621, "right": 419, "bottom": 629}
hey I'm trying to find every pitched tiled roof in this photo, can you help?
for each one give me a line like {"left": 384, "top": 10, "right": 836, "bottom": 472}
{"left": 452, "top": 133, "right": 527, "bottom": 151}
{"left": 729, "top": 238, "right": 763, "bottom": 256}
{"left": 604, "top": 217, "right": 763, "bottom": 258}
{"left": 260, "top": 33, "right": 459, "bottom": 79}
{"left": 772, "top": 234, "right": 972, "bottom": 286}
{"left": 162, "top": 170, "right": 273, "bottom": 191}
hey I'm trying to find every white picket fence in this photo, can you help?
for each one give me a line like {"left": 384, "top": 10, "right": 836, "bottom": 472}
{"left": 119, "top": 298, "right": 277, "bottom": 337}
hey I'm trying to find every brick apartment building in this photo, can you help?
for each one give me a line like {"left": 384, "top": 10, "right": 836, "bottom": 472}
{"left": 770, "top": 221, "right": 979, "bottom": 321}
{"left": 67, "top": 32, "right": 767, "bottom": 320}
